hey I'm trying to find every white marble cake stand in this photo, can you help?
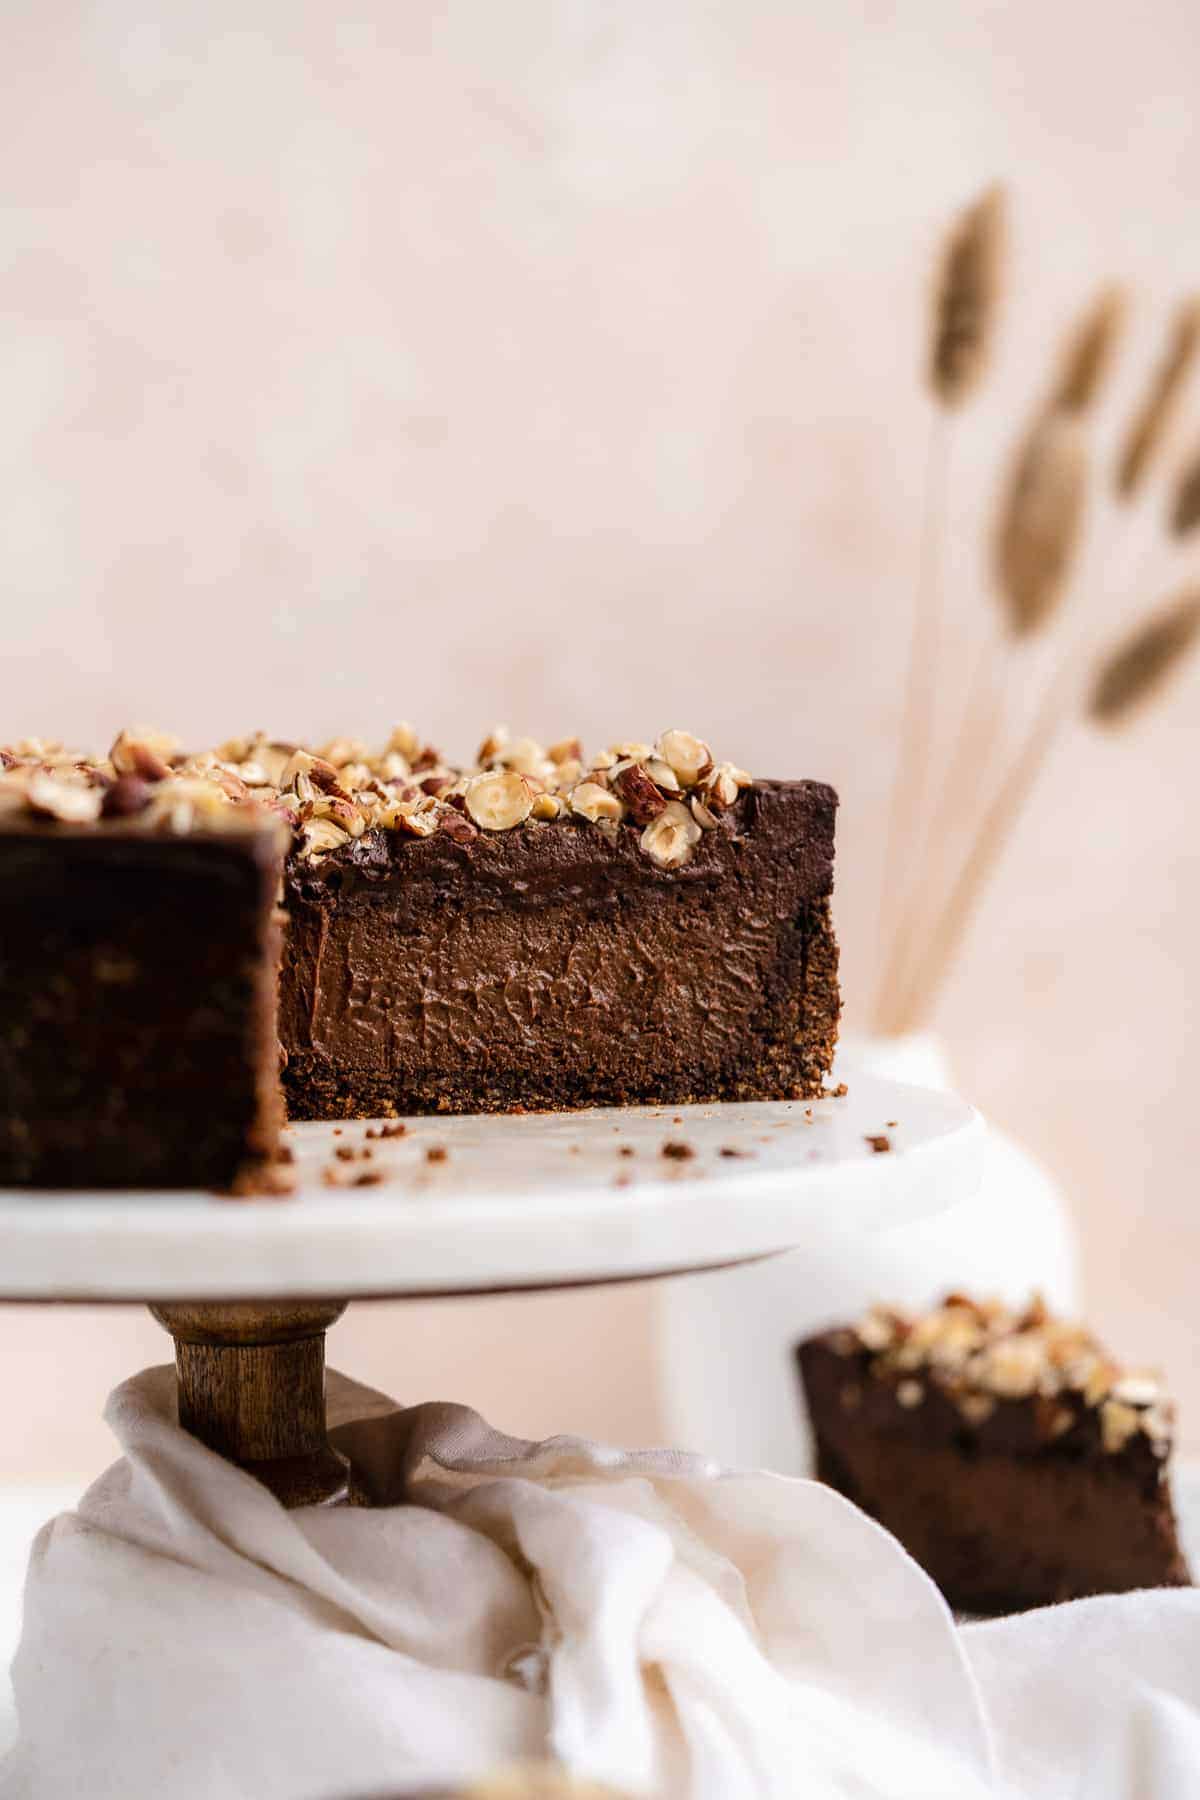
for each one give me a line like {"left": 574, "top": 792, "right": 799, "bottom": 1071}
{"left": 0, "top": 1071, "right": 982, "bottom": 1505}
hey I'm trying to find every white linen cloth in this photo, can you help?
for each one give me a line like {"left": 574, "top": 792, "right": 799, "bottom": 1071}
{"left": 1, "top": 1369, "right": 1198, "bottom": 1800}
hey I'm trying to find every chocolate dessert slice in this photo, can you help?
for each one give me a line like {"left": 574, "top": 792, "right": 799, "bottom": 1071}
{"left": 278, "top": 772, "right": 837, "bottom": 1119}
{"left": 0, "top": 726, "right": 838, "bottom": 1184}
{"left": 0, "top": 762, "right": 286, "bottom": 1190}
{"left": 798, "top": 1294, "right": 1190, "bottom": 1614}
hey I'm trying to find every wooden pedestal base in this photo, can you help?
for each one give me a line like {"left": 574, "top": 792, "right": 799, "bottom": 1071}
{"left": 151, "top": 1299, "right": 351, "bottom": 1508}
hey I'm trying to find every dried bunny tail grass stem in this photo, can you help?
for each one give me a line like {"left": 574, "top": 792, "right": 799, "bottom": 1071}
{"left": 1168, "top": 439, "right": 1200, "bottom": 537}
{"left": 994, "top": 409, "right": 1090, "bottom": 636}
{"left": 1116, "top": 298, "right": 1200, "bottom": 498}
{"left": 887, "top": 677, "right": 1065, "bottom": 1035}
{"left": 877, "top": 286, "right": 1119, "bottom": 1030}
{"left": 929, "top": 183, "right": 1008, "bottom": 407}
{"left": 891, "top": 587, "right": 1200, "bottom": 1032}
{"left": 873, "top": 185, "right": 1007, "bottom": 1020}
{"left": 1089, "top": 590, "right": 1200, "bottom": 725}
{"left": 1049, "top": 284, "right": 1128, "bottom": 415}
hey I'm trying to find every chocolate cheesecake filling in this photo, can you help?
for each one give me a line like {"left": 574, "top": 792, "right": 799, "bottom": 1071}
{"left": 280, "top": 780, "right": 838, "bottom": 1116}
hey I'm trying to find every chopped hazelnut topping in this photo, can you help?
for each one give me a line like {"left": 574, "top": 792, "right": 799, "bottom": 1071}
{"left": 1, "top": 725, "right": 752, "bottom": 866}
{"left": 1111, "top": 1373, "right": 1161, "bottom": 1408}
{"left": 612, "top": 763, "right": 668, "bottom": 825}
{"left": 109, "top": 729, "right": 175, "bottom": 783}
{"left": 298, "top": 818, "right": 352, "bottom": 859}
{"left": 644, "top": 757, "right": 682, "bottom": 792}
{"left": 1101, "top": 1399, "right": 1142, "bottom": 1454}
{"left": 844, "top": 1292, "right": 1175, "bottom": 1457}
{"left": 465, "top": 770, "right": 534, "bottom": 831}
{"left": 101, "top": 774, "right": 153, "bottom": 819}
{"left": 641, "top": 800, "right": 701, "bottom": 869}
{"left": 656, "top": 730, "right": 712, "bottom": 787}
{"left": 703, "top": 761, "right": 752, "bottom": 808}
{"left": 25, "top": 771, "right": 103, "bottom": 824}
{"left": 569, "top": 781, "right": 625, "bottom": 824}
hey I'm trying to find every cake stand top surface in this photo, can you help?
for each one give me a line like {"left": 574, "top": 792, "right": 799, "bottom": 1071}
{"left": 0, "top": 1070, "right": 983, "bottom": 1301}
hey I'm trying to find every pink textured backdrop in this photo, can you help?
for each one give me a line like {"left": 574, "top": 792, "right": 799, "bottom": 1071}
{"left": 3, "top": 0, "right": 1199, "bottom": 1473}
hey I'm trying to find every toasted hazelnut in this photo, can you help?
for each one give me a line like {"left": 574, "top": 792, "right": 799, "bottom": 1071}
{"left": 1100, "top": 1398, "right": 1142, "bottom": 1454}
{"left": 958, "top": 1393, "right": 996, "bottom": 1426}
{"left": 25, "top": 771, "right": 103, "bottom": 824}
{"left": 896, "top": 1379, "right": 924, "bottom": 1409}
{"left": 145, "top": 778, "right": 233, "bottom": 833}
{"left": 495, "top": 736, "right": 549, "bottom": 780}
{"left": 212, "top": 767, "right": 251, "bottom": 803}
{"left": 980, "top": 1334, "right": 1044, "bottom": 1398}
{"left": 109, "top": 729, "right": 174, "bottom": 783}
{"left": 569, "top": 781, "right": 625, "bottom": 824}
{"left": 439, "top": 809, "right": 479, "bottom": 844}
{"left": 640, "top": 799, "right": 701, "bottom": 868}
{"left": 396, "top": 801, "right": 441, "bottom": 838}
{"left": 690, "top": 795, "right": 719, "bottom": 830}
{"left": 298, "top": 817, "right": 352, "bottom": 859}
{"left": 644, "top": 757, "right": 681, "bottom": 793}
{"left": 612, "top": 762, "right": 669, "bottom": 825}
{"left": 1083, "top": 1360, "right": 1119, "bottom": 1407}
{"left": 386, "top": 722, "right": 419, "bottom": 760}
{"left": 280, "top": 749, "right": 347, "bottom": 798}
{"left": 704, "top": 761, "right": 752, "bottom": 808}
{"left": 590, "top": 749, "right": 617, "bottom": 772}
{"left": 318, "top": 737, "right": 370, "bottom": 769}
{"left": 1111, "top": 1373, "right": 1161, "bottom": 1408}
{"left": 531, "top": 792, "right": 564, "bottom": 820}
{"left": 656, "top": 730, "right": 712, "bottom": 787}
{"left": 476, "top": 725, "right": 509, "bottom": 765}
{"left": 100, "top": 774, "right": 153, "bottom": 818}
{"left": 312, "top": 794, "right": 366, "bottom": 836}
{"left": 857, "top": 1306, "right": 899, "bottom": 1352}
{"left": 547, "top": 737, "right": 583, "bottom": 766}
{"left": 237, "top": 747, "right": 285, "bottom": 787}
{"left": 549, "top": 757, "right": 583, "bottom": 791}
{"left": 465, "top": 769, "right": 533, "bottom": 831}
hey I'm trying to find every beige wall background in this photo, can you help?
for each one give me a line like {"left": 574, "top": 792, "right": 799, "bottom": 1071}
{"left": 3, "top": 0, "right": 1200, "bottom": 1479}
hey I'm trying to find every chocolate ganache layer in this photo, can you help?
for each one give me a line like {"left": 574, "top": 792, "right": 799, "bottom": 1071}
{"left": 279, "top": 779, "right": 839, "bottom": 1117}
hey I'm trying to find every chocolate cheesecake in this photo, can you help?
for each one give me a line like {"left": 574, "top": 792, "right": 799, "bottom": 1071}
{"left": 0, "top": 777, "right": 285, "bottom": 1190}
{"left": 798, "top": 1294, "right": 1191, "bottom": 1614}
{"left": 0, "top": 726, "right": 839, "bottom": 1186}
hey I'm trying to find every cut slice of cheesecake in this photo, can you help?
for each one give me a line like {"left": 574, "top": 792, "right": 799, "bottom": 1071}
{"left": 278, "top": 776, "right": 838, "bottom": 1119}
{"left": 0, "top": 795, "right": 286, "bottom": 1190}
{"left": 798, "top": 1293, "right": 1191, "bottom": 1614}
